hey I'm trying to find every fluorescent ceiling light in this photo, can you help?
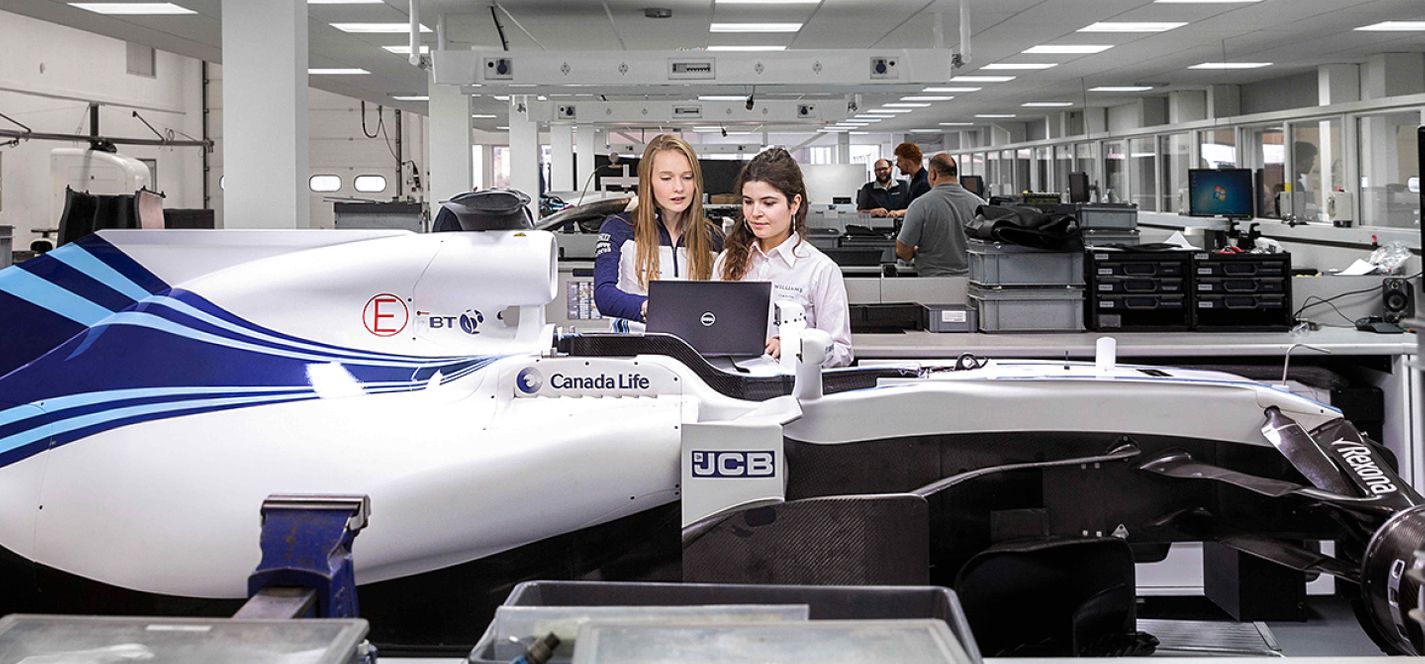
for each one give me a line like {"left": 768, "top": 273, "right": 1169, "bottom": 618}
{"left": 1023, "top": 44, "right": 1113, "bottom": 54}
{"left": 471, "top": 114, "right": 496, "bottom": 118}
{"left": 309, "top": 0, "right": 385, "bottom": 3}
{"left": 698, "top": 95, "right": 746, "bottom": 101}
{"left": 1023, "top": 101, "right": 1073, "bottom": 107}
{"left": 1091, "top": 85, "right": 1154, "bottom": 92}
{"left": 1190, "top": 61, "right": 1272, "bottom": 69}
{"left": 1154, "top": 0, "right": 1261, "bottom": 3}
{"left": 951, "top": 75, "right": 1016, "bottom": 83}
{"left": 717, "top": 0, "right": 819, "bottom": 3}
{"left": 976, "top": 114, "right": 1017, "bottom": 118}
{"left": 850, "top": 131, "right": 869, "bottom": 135}
{"left": 939, "top": 122, "right": 974, "bottom": 126}
{"left": 885, "top": 102, "right": 931, "bottom": 108}
{"left": 900, "top": 96, "right": 954, "bottom": 101}
{"left": 692, "top": 127, "right": 724, "bottom": 132}
{"left": 710, "top": 22, "right": 802, "bottom": 32}
{"left": 924, "top": 86, "right": 980, "bottom": 93}
{"left": 332, "top": 22, "right": 432, "bottom": 33}
{"left": 861, "top": 115, "right": 894, "bottom": 119}
{"left": 308, "top": 68, "right": 369, "bottom": 75}
{"left": 392, "top": 95, "right": 428, "bottom": 101}
{"left": 707, "top": 45, "right": 787, "bottom": 52}
{"left": 870, "top": 108, "right": 913, "bottom": 113}
{"left": 493, "top": 95, "right": 510, "bottom": 101}
{"left": 908, "top": 129, "right": 944, "bottom": 133}
{"left": 496, "top": 126, "right": 509, "bottom": 130}
{"left": 1356, "top": 21, "right": 1425, "bottom": 31}
{"left": 382, "top": 45, "right": 430, "bottom": 54}
{"left": 1079, "top": 21, "right": 1187, "bottom": 32}
{"left": 981, "top": 63, "right": 1057, "bottom": 70}
{"left": 69, "top": 2, "right": 194, "bottom": 14}
{"left": 818, "top": 127, "right": 850, "bottom": 132}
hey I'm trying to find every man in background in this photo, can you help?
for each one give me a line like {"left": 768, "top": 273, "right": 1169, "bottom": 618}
{"left": 896, "top": 153, "right": 985, "bottom": 277}
{"left": 855, "top": 159, "right": 907, "bottom": 217}
{"left": 887, "top": 142, "right": 931, "bottom": 219}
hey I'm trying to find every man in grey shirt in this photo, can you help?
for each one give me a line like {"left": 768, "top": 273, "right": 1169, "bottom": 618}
{"left": 896, "top": 153, "right": 985, "bottom": 277}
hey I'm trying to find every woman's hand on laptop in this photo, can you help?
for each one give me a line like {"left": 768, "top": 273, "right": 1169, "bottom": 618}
{"left": 640, "top": 300, "right": 648, "bottom": 322}
{"left": 765, "top": 336, "right": 781, "bottom": 360}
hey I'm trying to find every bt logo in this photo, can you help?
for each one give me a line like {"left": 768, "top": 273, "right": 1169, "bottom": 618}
{"left": 516, "top": 367, "right": 543, "bottom": 394}
{"left": 428, "top": 308, "right": 484, "bottom": 334}
{"left": 691, "top": 450, "right": 775, "bottom": 478}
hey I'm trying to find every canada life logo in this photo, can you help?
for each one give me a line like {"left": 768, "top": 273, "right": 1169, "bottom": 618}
{"left": 363, "top": 293, "right": 408, "bottom": 337}
{"left": 516, "top": 367, "right": 544, "bottom": 394}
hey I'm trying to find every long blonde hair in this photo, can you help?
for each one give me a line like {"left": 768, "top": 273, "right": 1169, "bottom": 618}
{"left": 633, "top": 134, "right": 717, "bottom": 288}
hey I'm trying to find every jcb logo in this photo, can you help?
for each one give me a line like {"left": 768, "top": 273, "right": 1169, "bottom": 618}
{"left": 691, "top": 451, "right": 775, "bottom": 478}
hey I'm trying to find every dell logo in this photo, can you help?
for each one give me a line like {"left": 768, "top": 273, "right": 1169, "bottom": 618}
{"left": 691, "top": 451, "right": 775, "bottom": 478}
{"left": 700, "top": 312, "right": 716, "bottom": 327}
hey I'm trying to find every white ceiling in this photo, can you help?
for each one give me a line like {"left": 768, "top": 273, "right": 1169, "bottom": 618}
{"left": 2, "top": 0, "right": 1424, "bottom": 134}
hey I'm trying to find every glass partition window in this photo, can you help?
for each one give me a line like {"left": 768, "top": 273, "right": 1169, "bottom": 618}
{"left": 1358, "top": 111, "right": 1422, "bottom": 228}
{"left": 1129, "top": 137, "right": 1157, "bottom": 212}
{"left": 985, "top": 151, "right": 999, "bottom": 196}
{"left": 1075, "top": 143, "right": 1100, "bottom": 198}
{"left": 1159, "top": 133, "right": 1190, "bottom": 214}
{"left": 1054, "top": 145, "right": 1073, "bottom": 195}
{"left": 1245, "top": 124, "right": 1285, "bottom": 218}
{"left": 1291, "top": 118, "right": 1343, "bottom": 221}
{"left": 1104, "top": 141, "right": 1128, "bottom": 205}
{"left": 1032, "top": 147, "right": 1050, "bottom": 192}
{"left": 998, "top": 150, "right": 1016, "bottom": 196}
{"left": 1200, "top": 129, "right": 1237, "bottom": 168}
{"left": 970, "top": 152, "right": 986, "bottom": 179}
{"left": 1015, "top": 148, "right": 1032, "bottom": 193}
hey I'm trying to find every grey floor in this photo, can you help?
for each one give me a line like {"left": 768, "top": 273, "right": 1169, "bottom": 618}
{"left": 1264, "top": 597, "right": 1384, "bottom": 658}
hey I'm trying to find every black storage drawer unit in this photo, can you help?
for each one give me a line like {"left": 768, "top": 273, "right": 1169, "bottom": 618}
{"left": 1086, "top": 250, "right": 1193, "bottom": 331}
{"left": 1191, "top": 252, "right": 1293, "bottom": 330}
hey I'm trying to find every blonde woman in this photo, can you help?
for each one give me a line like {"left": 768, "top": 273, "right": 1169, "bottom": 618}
{"left": 594, "top": 134, "right": 723, "bottom": 321}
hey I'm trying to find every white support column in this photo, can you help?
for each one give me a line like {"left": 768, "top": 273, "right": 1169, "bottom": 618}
{"left": 549, "top": 123, "right": 574, "bottom": 192}
{"left": 428, "top": 72, "right": 472, "bottom": 203}
{"left": 575, "top": 125, "right": 597, "bottom": 194}
{"left": 508, "top": 96, "right": 540, "bottom": 216}
{"left": 1319, "top": 64, "right": 1361, "bottom": 105}
{"left": 1207, "top": 85, "right": 1241, "bottom": 119}
{"left": 836, "top": 131, "right": 850, "bottom": 163}
{"left": 1362, "top": 53, "right": 1425, "bottom": 100}
{"left": 221, "top": 0, "right": 307, "bottom": 228}
{"left": 1168, "top": 90, "right": 1208, "bottom": 124}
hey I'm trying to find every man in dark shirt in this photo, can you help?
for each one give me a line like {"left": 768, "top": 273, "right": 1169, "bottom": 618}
{"left": 889, "top": 142, "right": 930, "bottom": 219}
{"left": 855, "top": 159, "right": 907, "bottom": 216}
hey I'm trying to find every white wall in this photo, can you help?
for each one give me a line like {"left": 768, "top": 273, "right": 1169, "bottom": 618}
{"left": 1241, "top": 71, "right": 1320, "bottom": 115}
{"left": 206, "top": 64, "right": 429, "bottom": 229}
{"left": 0, "top": 8, "right": 202, "bottom": 247}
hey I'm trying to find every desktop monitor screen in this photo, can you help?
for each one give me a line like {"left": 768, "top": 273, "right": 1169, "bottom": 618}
{"left": 1188, "top": 169, "right": 1255, "bottom": 218}
{"left": 960, "top": 175, "right": 984, "bottom": 197}
{"left": 1068, "top": 172, "right": 1090, "bottom": 203}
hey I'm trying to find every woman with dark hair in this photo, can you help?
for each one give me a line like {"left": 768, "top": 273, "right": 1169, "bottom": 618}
{"left": 594, "top": 134, "right": 723, "bottom": 322}
{"left": 715, "top": 148, "right": 853, "bottom": 367}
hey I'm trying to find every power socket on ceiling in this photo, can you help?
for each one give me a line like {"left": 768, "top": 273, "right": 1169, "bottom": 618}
{"left": 869, "top": 56, "right": 899, "bottom": 80}
{"left": 557, "top": 104, "right": 576, "bottom": 120}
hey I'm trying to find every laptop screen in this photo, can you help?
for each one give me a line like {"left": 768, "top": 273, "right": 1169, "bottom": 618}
{"left": 646, "top": 281, "right": 772, "bottom": 357}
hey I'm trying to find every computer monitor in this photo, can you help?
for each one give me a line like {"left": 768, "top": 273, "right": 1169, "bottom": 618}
{"left": 646, "top": 281, "right": 772, "bottom": 357}
{"left": 960, "top": 175, "right": 985, "bottom": 197}
{"left": 1418, "top": 126, "right": 1423, "bottom": 249}
{"left": 1188, "top": 168, "right": 1255, "bottom": 219}
{"left": 1068, "top": 172, "right": 1090, "bottom": 204}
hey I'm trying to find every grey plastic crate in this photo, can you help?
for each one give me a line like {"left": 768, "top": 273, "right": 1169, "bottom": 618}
{"left": 1083, "top": 228, "right": 1140, "bottom": 247}
{"left": 925, "top": 304, "right": 977, "bottom": 333}
{"left": 1074, "top": 205, "right": 1137, "bottom": 230}
{"left": 468, "top": 581, "right": 982, "bottom": 664}
{"left": 969, "top": 285, "right": 1085, "bottom": 333}
{"left": 0, "top": 226, "right": 11, "bottom": 269}
{"left": 968, "top": 239, "right": 1084, "bottom": 287}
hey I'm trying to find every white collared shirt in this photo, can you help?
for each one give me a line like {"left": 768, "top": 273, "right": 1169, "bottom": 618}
{"left": 714, "top": 232, "right": 854, "bottom": 368}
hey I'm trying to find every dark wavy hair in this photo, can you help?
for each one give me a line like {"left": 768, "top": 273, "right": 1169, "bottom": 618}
{"left": 719, "top": 147, "right": 810, "bottom": 281}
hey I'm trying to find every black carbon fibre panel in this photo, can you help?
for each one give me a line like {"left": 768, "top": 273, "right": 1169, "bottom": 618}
{"left": 681, "top": 494, "right": 929, "bottom": 585}
{"left": 561, "top": 332, "right": 917, "bottom": 401}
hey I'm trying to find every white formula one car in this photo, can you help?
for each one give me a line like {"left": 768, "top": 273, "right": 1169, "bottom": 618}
{"left": 0, "top": 204, "right": 1421, "bottom": 655}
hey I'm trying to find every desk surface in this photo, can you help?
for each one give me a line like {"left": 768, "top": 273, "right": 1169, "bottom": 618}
{"left": 853, "top": 328, "right": 1417, "bottom": 359}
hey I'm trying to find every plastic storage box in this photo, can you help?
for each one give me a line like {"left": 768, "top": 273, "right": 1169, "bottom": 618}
{"left": 968, "top": 239, "right": 1085, "bottom": 288}
{"left": 0, "top": 614, "right": 368, "bottom": 664}
{"left": 1192, "top": 252, "right": 1293, "bottom": 330}
{"left": 1082, "top": 228, "right": 1141, "bottom": 248}
{"left": 969, "top": 285, "right": 1085, "bottom": 333}
{"left": 1052, "top": 204, "right": 1138, "bottom": 230}
{"left": 571, "top": 619, "right": 975, "bottom": 664}
{"left": 468, "top": 581, "right": 982, "bottom": 664}
{"left": 925, "top": 304, "right": 977, "bottom": 333}
{"left": 1086, "top": 250, "right": 1193, "bottom": 331}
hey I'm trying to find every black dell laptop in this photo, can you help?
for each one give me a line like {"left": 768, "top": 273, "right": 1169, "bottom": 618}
{"left": 646, "top": 281, "right": 772, "bottom": 357}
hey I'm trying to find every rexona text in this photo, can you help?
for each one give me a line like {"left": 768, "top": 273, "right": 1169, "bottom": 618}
{"left": 549, "top": 373, "right": 652, "bottom": 390}
{"left": 1331, "top": 440, "right": 1398, "bottom": 495}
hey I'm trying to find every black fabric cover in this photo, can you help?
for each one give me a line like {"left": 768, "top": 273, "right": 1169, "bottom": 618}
{"left": 58, "top": 187, "right": 141, "bottom": 246}
{"left": 682, "top": 494, "right": 930, "bottom": 586}
{"left": 965, "top": 204, "right": 1082, "bottom": 250}
{"left": 560, "top": 332, "right": 917, "bottom": 401}
{"left": 433, "top": 189, "right": 533, "bottom": 232}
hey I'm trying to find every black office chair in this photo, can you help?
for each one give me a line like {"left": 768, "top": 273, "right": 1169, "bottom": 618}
{"left": 56, "top": 187, "right": 100, "bottom": 247}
